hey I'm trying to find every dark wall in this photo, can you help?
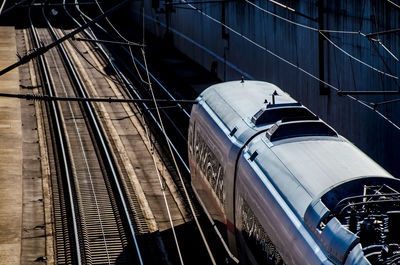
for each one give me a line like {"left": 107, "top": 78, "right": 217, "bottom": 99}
{"left": 130, "top": 0, "right": 400, "bottom": 178}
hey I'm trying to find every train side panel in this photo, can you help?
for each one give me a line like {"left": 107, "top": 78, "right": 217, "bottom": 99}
{"left": 188, "top": 101, "right": 240, "bottom": 246}
{"left": 235, "top": 149, "right": 333, "bottom": 265}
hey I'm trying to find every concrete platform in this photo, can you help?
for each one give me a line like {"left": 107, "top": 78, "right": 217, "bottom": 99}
{"left": 0, "top": 27, "right": 22, "bottom": 265}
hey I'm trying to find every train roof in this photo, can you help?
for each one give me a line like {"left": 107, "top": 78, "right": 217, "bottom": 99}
{"left": 196, "top": 80, "right": 397, "bottom": 265}
{"left": 200, "top": 80, "right": 298, "bottom": 131}
{"left": 199, "top": 80, "right": 393, "bottom": 215}
{"left": 249, "top": 136, "right": 392, "bottom": 215}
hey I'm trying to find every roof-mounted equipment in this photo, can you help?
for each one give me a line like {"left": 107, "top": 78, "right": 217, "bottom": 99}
{"left": 266, "top": 120, "right": 338, "bottom": 141}
{"left": 251, "top": 106, "right": 317, "bottom": 126}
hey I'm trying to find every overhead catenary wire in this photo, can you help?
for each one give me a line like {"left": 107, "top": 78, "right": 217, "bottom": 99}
{"left": 387, "top": 0, "right": 400, "bottom": 9}
{"left": 93, "top": 0, "right": 150, "bottom": 85}
{"left": 319, "top": 31, "right": 398, "bottom": 78}
{"left": 377, "top": 40, "right": 399, "bottom": 62}
{"left": 0, "top": 0, "right": 28, "bottom": 16}
{"left": 372, "top": 98, "right": 400, "bottom": 109}
{"left": 140, "top": 100, "right": 185, "bottom": 265}
{"left": 141, "top": 46, "right": 217, "bottom": 265}
{"left": 0, "top": 91, "right": 197, "bottom": 103}
{"left": 178, "top": 0, "right": 400, "bottom": 131}
{"left": 72, "top": 1, "right": 192, "bottom": 149}
{"left": 83, "top": 1, "right": 191, "bottom": 117}
{"left": 0, "top": 0, "right": 7, "bottom": 15}
{"left": 244, "top": 0, "right": 399, "bottom": 79}
{"left": 67, "top": 4, "right": 208, "bottom": 263}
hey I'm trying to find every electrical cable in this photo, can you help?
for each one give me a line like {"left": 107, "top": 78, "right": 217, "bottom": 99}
{"left": 319, "top": 31, "right": 397, "bottom": 79}
{"left": 0, "top": 0, "right": 28, "bottom": 16}
{"left": 141, "top": 46, "right": 217, "bottom": 265}
{"left": 178, "top": 0, "right": 400, "bottom": 131}
{"left": 67, "top": 3, "right": 215, "bottom": 263}
{"left": 76, "top": 5, "right": 191, "bottom": 171}
{"left": 93, "top": 0, "right": 150, "bottom": 84}
{"left": 244, "top": 0, "right": 398, "bottom": 79}
{"left": 140, "top": 105, "right": 185, "bottom": 265}
{"left": 65, "top": 31, "right": 123, "bottom": 84}
{"left": 0, "top": 0, "right": 7, "bottom": 15}
{"left": 377, "top": 40, "right": 399, "bottom": 62}
{"left": 77, "top": 1, "right": 191, "bottom": 117}
{"left": 387, "top": 0, "right": 400, "bottom": 9}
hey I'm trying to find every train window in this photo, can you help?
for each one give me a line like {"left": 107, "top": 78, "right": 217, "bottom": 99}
{"left": 240, "top": 198, "right": 285, "bottom": 265}
{"left": 215, "top": 167, "right": 224, "bottom": 202}
{"left": 189, "top": 123, "right": 194, "bottom": 155}
{"left": 194, "top": 130, "right": 225, "bottom": 204}
{"left": 251, "top": 107, "right": 317, "bottom": 126}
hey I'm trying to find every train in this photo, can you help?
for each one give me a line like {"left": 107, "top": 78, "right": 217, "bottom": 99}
{"left": 188, "top": 80, "right": 400, "bottom": 265}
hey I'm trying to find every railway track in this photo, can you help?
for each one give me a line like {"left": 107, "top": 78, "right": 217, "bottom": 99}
{"left": 27, "top": 2, "right": 151, "bottom": 264}
{"left": 14, "top": 0, "right": 235, "bottom": 264}
{"left": 65, "top": 2, "right": 235, "bottom": 264}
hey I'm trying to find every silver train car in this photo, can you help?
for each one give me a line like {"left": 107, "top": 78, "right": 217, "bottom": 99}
{"left": 188, "top": 81, "right": 400, "bottom": 265}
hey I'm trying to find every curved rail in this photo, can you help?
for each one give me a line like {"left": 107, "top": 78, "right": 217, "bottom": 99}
{"left": 41, "top": 3, "right": 145, "bottom": 264}
{"left": 28, "top": 1, "right": 82, "bottom": 264}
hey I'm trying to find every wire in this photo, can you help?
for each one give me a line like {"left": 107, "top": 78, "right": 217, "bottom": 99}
{"left": 93, "top": 0, "right": 149, "bottom": 85}
{"left": 133, "top": 9, "right": 255, "bottom": 79}
{"left": 64, "top": 31, "right": 123, "bottom": 84}
{"left": 69, "top": 4, "right": 201, "bottom": 263}
{"left": 373, "top": 98, "right": 400, "bottom": 108}
{"left": 319, "top": 31, "right": 397, "bottom": 79}
{"left": 129, "top": 44, "right": 150, "bottom": 85}
{"left": 387, "top": 0, "right": 400, "bottom": 9}
{"left": 245, "top": 0, "right": 317, "bottom": 32}
{"left": 94, "top": 0, "right": 130, "bottom": 43}
{"left": 141, "top": 46, "right": 217, "bottom": 265}
{"left": 178, "top": 0, "right": 400, "bottom": 131}
{"left": 0, "top": 0, "right": 7, "bottom": 15}
{"left": 0, "top": 91, "right": 197, "bottom": 103}
{"left": 244, "top": 0, "right": 398, "bottom": 79}
{"left": 377, "top": 40, "right": 399, "bottom": 62}
{"left": 140, "top": 104, "right": 185, "bottom": 265}
{"left": 75, "top": 4, "right": 192, "bottom": 118}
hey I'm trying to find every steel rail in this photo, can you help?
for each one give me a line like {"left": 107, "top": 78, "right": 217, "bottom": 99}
{"left": 67, "top": 2, "right": 190, "bottom": 173}
{"left": 69, "top": 4, "right": 241, "bottom": 264}
{"left": 28, "top": 1, "right": 82, "bottom": 264}
{"left": 79, "top": 28, "right": 190, "bottom": 143}
{"left": 42, "top": 3, "right": 144, "bottom": 264}
{"left": 0, "top": 0, "right": 129, "bottom": 77}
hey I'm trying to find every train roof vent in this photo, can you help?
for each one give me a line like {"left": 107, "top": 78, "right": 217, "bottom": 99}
{"left": 266, "top": 120, "right": 338, "bottom": 142}
{"left": 251, "top": 106, "right": 317, "bottom": 126}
